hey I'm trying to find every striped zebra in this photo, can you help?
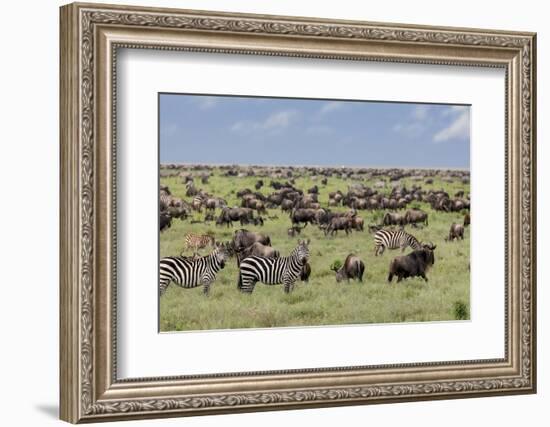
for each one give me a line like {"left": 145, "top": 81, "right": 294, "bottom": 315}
{"left": 159, "top": 244, "right": 229, "bottom": 296}
{"left": 373, "top": 229, "right": 424, "bottom": 256}
{"left": 159, "top": 191, "right": 173, "bottom": 211}
{"left": 183, "top": 233, "right": 215, "bottom": 253}
{"left": 238, "top": 239, "right": 310, "bottom": 294}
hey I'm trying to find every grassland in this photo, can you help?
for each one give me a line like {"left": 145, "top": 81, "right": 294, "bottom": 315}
{"left": 159, "top": 168, "right": 470, "bottom": 332}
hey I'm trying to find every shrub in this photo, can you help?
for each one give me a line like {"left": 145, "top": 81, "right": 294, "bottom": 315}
{"left": 453, "top": 301, "right": 469, "bottom": 320}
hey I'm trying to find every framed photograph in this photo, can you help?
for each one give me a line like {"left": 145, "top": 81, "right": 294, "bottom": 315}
{"left": 60, "top": 2, "right": 537, "bottom": 423}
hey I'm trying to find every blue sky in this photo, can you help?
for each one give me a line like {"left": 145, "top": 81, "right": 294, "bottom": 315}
{"left": 160, "top": 94, "right": 470, "bottom": 169}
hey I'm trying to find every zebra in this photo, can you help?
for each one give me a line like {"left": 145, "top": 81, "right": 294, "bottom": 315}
{"left": 159, "top": 191, "right": 173, "bottom": 211}
{"left": 183, "top": 233, "right": 215, "bottom": 254}
{"left": 159, "top": 244, "right": 229, "bottom": 296}
{"left": 238, "top": 239, "right": 310, "bottom": 294}
{"left": 191, "top": 194, "right": 207, "bottom": 211}
{"left": 373, "top": 229, "right": 425, "bottom": 256}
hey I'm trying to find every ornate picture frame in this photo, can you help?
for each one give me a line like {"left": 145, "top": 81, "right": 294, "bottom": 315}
{"left": 60, "top": 2, "right": 536, "bottom": 423}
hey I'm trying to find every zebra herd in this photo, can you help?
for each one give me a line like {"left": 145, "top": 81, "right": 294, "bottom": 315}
{"left": 158, "top": 227, "right": 439, "bottom": 297}
{"left": 159, "top": 239, "right": 310, "bottom": 296}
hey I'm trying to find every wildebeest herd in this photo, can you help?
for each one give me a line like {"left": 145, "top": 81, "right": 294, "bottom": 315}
{"left": 159, "top": 164, "right": 471, "bottom": 330}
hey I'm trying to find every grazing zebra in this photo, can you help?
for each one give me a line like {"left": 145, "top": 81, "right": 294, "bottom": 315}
{"left": 238, "top": 239, "right": 310, "bottom": 294}
{"left": 183, "top": 233, "right": 215, "bottom": 253}
{"left": 373, "top": 229, "right": 424, "bottom": 256}
{"left": 159, "top": 244, "right": 229, "bottom": 296}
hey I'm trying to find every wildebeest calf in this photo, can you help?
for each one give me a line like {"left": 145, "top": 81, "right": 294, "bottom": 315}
{"left": 445, "top": 223, "right": 465, "bottom": 241}
{"left": 387, "top": 246, "right": 436, "bottom": 283}
{"left": 332, "top": 254, "right": 365, "bottom": 283}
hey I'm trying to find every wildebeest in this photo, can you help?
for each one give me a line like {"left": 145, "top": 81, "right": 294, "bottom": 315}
{"left": 464, "top": 212, "right": 470, "bottom": 227}
{"left": 350, "top": 216, "right": 364, "bottom": 231}
{"left": 237, "top": 242, "right": 280, "bottom": 266}
{"left": 404, "top": 208, "right": 428, "bottom": 226}
{"left": 241, "top": 196, "right": 266, "bottom": 213}
{"left": 290, "top": 208, "right": 317, "bottom": 226}
{"left": 308, "top": 185, "right": 319, "bottom": 194}
{"left": 251, "top": 216, "right": 264, "bottom": 226}
{"left": 387, "top": 245, "right": 436, "bottom": 283}
{"left": 236, "top": 188, "right": 253, "bottom": 198}
{"left": 232, "top": 229, "right": 271, "bottom": 253}
{"left": 204, "top": 197, "right": 226, "bottom": 212}
{"left": 300, "top": 262, "right": 311, "bottom": 282}
{"left": 331, "top": 254, "right": 365, "bottom": 283}
{"left": 382, "top": 212, "right": 406, "bottom": 227}
{"left": 280, "top": 199, "right": 294, "bottom": 212}
{"left": 160, "top": 213, "right": 172, "bottom": 232}
{"left": 445, "top": 223, "right": 465, "bottom": 241}
{"left": 325, "top": 216, "right": 352, "bottom": 236}
{"left": 216, "top": 207, "right": 254, "bottom": 227}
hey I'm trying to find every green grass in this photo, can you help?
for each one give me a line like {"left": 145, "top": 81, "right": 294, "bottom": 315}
{"left": 160, "top": 168, "right": 470, "bottom": 331}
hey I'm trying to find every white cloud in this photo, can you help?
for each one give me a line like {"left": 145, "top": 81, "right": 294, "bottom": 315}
{"left": 412, "top": 105, "right": 429, "bottom": 120}
{"left": 319, "top": 101, "right": 344, "bottom": 115}
{"left": 393, "top": 119, "right": 424, "bottom": 135}
{"left": 263, "top": 111, "right": 295, "bottom": 129}
{"left": 230, "top": 121, "right": 246, "bottom": 132}
{"left": 230, "top": 110, "right": 298, "bottom": 133}
{"left": 393, "top": 105, "right": 430, "bottom": 136}
{"left": 441, "top": 105, "right": 467, "bottom": 116}
{"left": 305, "top": 125, "right": 333, "bottom": 135}
{"left": 433, "top": 109, "right": 470, "bottom": 143}
{"left": 196, "top": 96, "right": 219, "bottom": 110}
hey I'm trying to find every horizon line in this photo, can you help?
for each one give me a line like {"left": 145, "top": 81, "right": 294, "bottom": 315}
{"left": 160, "top": 162, "right": 470, "bottom": 172}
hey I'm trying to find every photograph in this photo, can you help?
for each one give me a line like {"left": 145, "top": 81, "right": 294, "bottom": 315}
{"left": 158, "top": 94, "right": 471, "bottom": 332}
{"left": 58, "top": 3, "right": 536, "bottom": 422}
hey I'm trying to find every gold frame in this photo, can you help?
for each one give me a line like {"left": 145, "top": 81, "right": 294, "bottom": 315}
{"left": 59, "top": 2, "right": 537, "bottom": 423}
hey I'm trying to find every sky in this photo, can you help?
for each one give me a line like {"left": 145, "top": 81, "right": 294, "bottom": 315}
{"left": 159, "top": 93, "right": 470, "bottom": 169}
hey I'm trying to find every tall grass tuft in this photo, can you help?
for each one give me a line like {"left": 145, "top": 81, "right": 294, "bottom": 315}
{"left": 453, "top": 300, "right": 469, "bottom": 320}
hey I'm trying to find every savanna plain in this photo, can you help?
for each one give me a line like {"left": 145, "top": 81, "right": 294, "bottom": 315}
{"left": 160, "top": 165, "right": 470, "bottom": 332}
